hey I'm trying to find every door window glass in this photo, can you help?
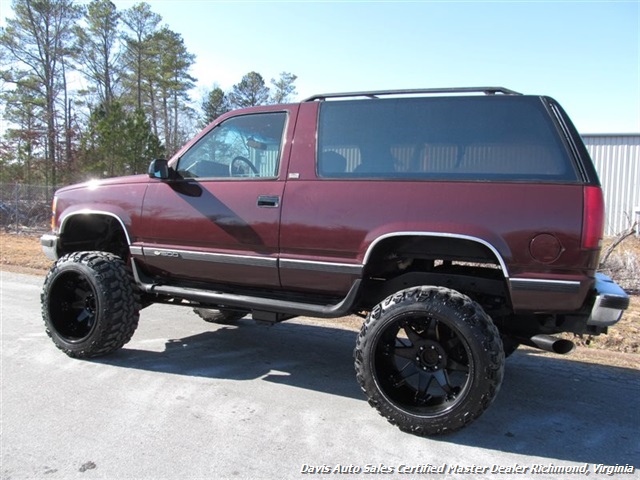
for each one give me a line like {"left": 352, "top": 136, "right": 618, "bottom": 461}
{"left": 177, "top": 112, "right": 287, "bottom": 179}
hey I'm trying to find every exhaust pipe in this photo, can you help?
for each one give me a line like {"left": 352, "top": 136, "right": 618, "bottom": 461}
{"left": 517, "top": 334, "right": 575, "bottom": 355}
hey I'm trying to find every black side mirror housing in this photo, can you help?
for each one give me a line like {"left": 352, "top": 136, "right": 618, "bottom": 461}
{"left": 148, "top": 159, "right": 170, "bottom": 179}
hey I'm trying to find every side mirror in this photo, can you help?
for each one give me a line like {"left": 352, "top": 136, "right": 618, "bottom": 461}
{"left": 148, "top": 158, "right": 170, "bottom": 179}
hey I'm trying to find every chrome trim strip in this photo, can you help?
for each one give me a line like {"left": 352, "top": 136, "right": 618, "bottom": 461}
{"left": 60, "top": 210, "right": 132, "bottom": 245}
{"left": 129, "top": 246, "right": 144, "bottom": 256}
{"left": 279, "top": 258, "right": 363, "bottom": 275}
{"left": 142, "top": 247, "right": 277, "bottom": 268}
{"left": 363, "top": 232, "right": 510, "bottom": 278}
{"left": 510, "top": 278, "right": 581, "bottom": 294}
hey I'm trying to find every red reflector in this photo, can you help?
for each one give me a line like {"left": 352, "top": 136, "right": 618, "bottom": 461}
{"left": 583, "top": 187, "right": 604, "bottom": 249}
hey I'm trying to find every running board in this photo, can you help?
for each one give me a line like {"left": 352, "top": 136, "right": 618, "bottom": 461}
{"left": 132, "top": 260, "right": 361, "bottom": 319}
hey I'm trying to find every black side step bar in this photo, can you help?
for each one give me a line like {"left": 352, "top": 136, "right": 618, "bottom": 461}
{"left": 131, "top": 260, "right": 361, "bottom": 319}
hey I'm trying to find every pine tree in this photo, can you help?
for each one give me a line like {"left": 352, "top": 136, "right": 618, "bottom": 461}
{"left": 80, "top": 100, "right": 163, "bottom": 177}
{"left": 229, "top": 71, "right": 270, "bottom": 108}
{"left": 151, "top": 27, "right": 195, "bottom": 155}
{"left": 270, "top": 72, "right": 297, "bottom": 104}
{"left": 0, "top": 0, "right": 81, "bottom": 188}
{"left": 200, "top": 86, "right": 230, "bottom": 126}
{"left": 0, "top": 76, "right": 47, "bottom": 184}
{"left": 120, "top": 2, "right": 161, "bottom": 111}
{"left": 75, "top": 0, "right": 122, "bottom": 108}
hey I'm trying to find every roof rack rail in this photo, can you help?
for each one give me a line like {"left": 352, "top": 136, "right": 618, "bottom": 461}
{"left": 303, "top": 87, "right": 522, "bottom": 102}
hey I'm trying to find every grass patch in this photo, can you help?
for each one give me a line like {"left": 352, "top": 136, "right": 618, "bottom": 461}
{"left": 1, "top": 231, "right": 54, "bottom": 272}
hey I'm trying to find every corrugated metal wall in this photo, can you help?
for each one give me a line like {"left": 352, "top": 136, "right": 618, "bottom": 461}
{"left": 582, "top": 134, "right": 640, "bottom": 236}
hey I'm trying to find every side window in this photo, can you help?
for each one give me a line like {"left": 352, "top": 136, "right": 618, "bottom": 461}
{"left": 177, "top": 112, "right": 287, "bottom": 179}
{"left": 317, "top": 98, "right": 578, "bottom": 182}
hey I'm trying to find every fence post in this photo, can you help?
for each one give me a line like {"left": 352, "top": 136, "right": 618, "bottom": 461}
{"left": 14, "top": 183, "right": 20, "bottom": 234}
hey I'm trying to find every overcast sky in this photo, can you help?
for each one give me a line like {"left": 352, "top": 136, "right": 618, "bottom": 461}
{"left": 2, "top": 0, "right": 639, "bottom": 133}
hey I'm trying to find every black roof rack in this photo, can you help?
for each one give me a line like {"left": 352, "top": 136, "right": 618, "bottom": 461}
{"left": 303, "top": 87, "right": 522, "bottom": 102}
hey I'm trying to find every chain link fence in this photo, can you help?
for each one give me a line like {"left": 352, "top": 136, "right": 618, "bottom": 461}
{"left": 0, "top": 183, "right": 57, "bottom": 234}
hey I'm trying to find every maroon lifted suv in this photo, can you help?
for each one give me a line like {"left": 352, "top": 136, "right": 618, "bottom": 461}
{"left": 41, "top": 87, "right": 629, "bottom": 435}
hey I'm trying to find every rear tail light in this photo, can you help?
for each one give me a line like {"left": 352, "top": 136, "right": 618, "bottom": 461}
{"left": 582, "top": 186, "right": 604, "bottom": 250}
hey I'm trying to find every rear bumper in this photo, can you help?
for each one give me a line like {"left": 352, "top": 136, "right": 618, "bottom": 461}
{"left": 587, "top": 273, "right": 630, "bottom": 327}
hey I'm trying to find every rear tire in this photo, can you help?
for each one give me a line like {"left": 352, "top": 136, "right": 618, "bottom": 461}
{"left": 354, "top": 286, "right": 504, "bottom": 436}
{"left": 41, "top": 252, "right": 140, "bottom": 358}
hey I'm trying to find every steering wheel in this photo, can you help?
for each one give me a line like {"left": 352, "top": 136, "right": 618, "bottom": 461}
{"left": 230, "top": 156, "right": 259, "bottom": 177}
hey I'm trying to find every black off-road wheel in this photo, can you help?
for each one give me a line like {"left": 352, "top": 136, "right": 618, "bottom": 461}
{"left": 193, "top": 307, "right": 248, "bottom": 324}
{"left": 354, "top": 286, "right": 505, "bottom": 436}
{"left": 41, "top": 252, "right": 140, "bottom": 358}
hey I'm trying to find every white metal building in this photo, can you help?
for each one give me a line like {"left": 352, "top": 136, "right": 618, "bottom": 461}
{"left": 582, "top": 134, "right": 640, "bottom": 236}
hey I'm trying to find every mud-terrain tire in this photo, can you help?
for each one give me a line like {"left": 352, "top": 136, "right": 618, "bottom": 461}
{"left": 193, "top": 307, "right": 248, "bottom": 324}
{"left": 354, "top": 286, "right": 504, "bottom": 436}
{"left": 41, "top": 252, "right": 140, "bottom": 358}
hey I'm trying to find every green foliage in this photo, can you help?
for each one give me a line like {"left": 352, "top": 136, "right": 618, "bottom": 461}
{"left": 127, "top": 108, "right": 165, "bottom": 174}
{"left": 270, "top": 72, "right": 298, "bottom": 104}
{"left": 229, "top": 71, "right": 270, "bottom": 108}
{"left": 0, "top": 76, "right": 47, "bottom": 183}
{"left": 80, "top": 101, "right": 164, "bottom": 178}
{"left": 201, "top": 86, "right": 230, "bottom": 126}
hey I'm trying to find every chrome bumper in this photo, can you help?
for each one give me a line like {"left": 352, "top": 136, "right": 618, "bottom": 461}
{"left": 587, "top": 273, "right": 630, "bottom": 327}
{"left": 40, "top": 233, "right": 59, "bottom": 261}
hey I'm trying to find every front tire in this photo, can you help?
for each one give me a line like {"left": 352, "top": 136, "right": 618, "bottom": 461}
{"left": 41, "top": 252, "right": 140, "bottom": 358}
{"left": 354, "top": 286, "right": 504, "bottom": 436}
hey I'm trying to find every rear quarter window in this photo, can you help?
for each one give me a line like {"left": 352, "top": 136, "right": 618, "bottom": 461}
{"left": 317, "top": 96, "right": 579, "bottom": 182}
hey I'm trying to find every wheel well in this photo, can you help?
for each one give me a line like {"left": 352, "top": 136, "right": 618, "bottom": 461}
{"left": 361, "top": 235, "right": 512, "bottom": 314}
{"left": 59, "top": 214, "right": 130, "bottom": 260}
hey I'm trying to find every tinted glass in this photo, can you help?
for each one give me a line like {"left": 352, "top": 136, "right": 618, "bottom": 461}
{"left": 317, "top": 96, "right": 578, "bottom": 182}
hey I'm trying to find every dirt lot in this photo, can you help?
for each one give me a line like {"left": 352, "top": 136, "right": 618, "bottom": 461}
{"left": 1, "top": 231, "right": 54, "bottom": 273}
{"left": 2, "top": 231, "right": 638, "bottom": 369}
